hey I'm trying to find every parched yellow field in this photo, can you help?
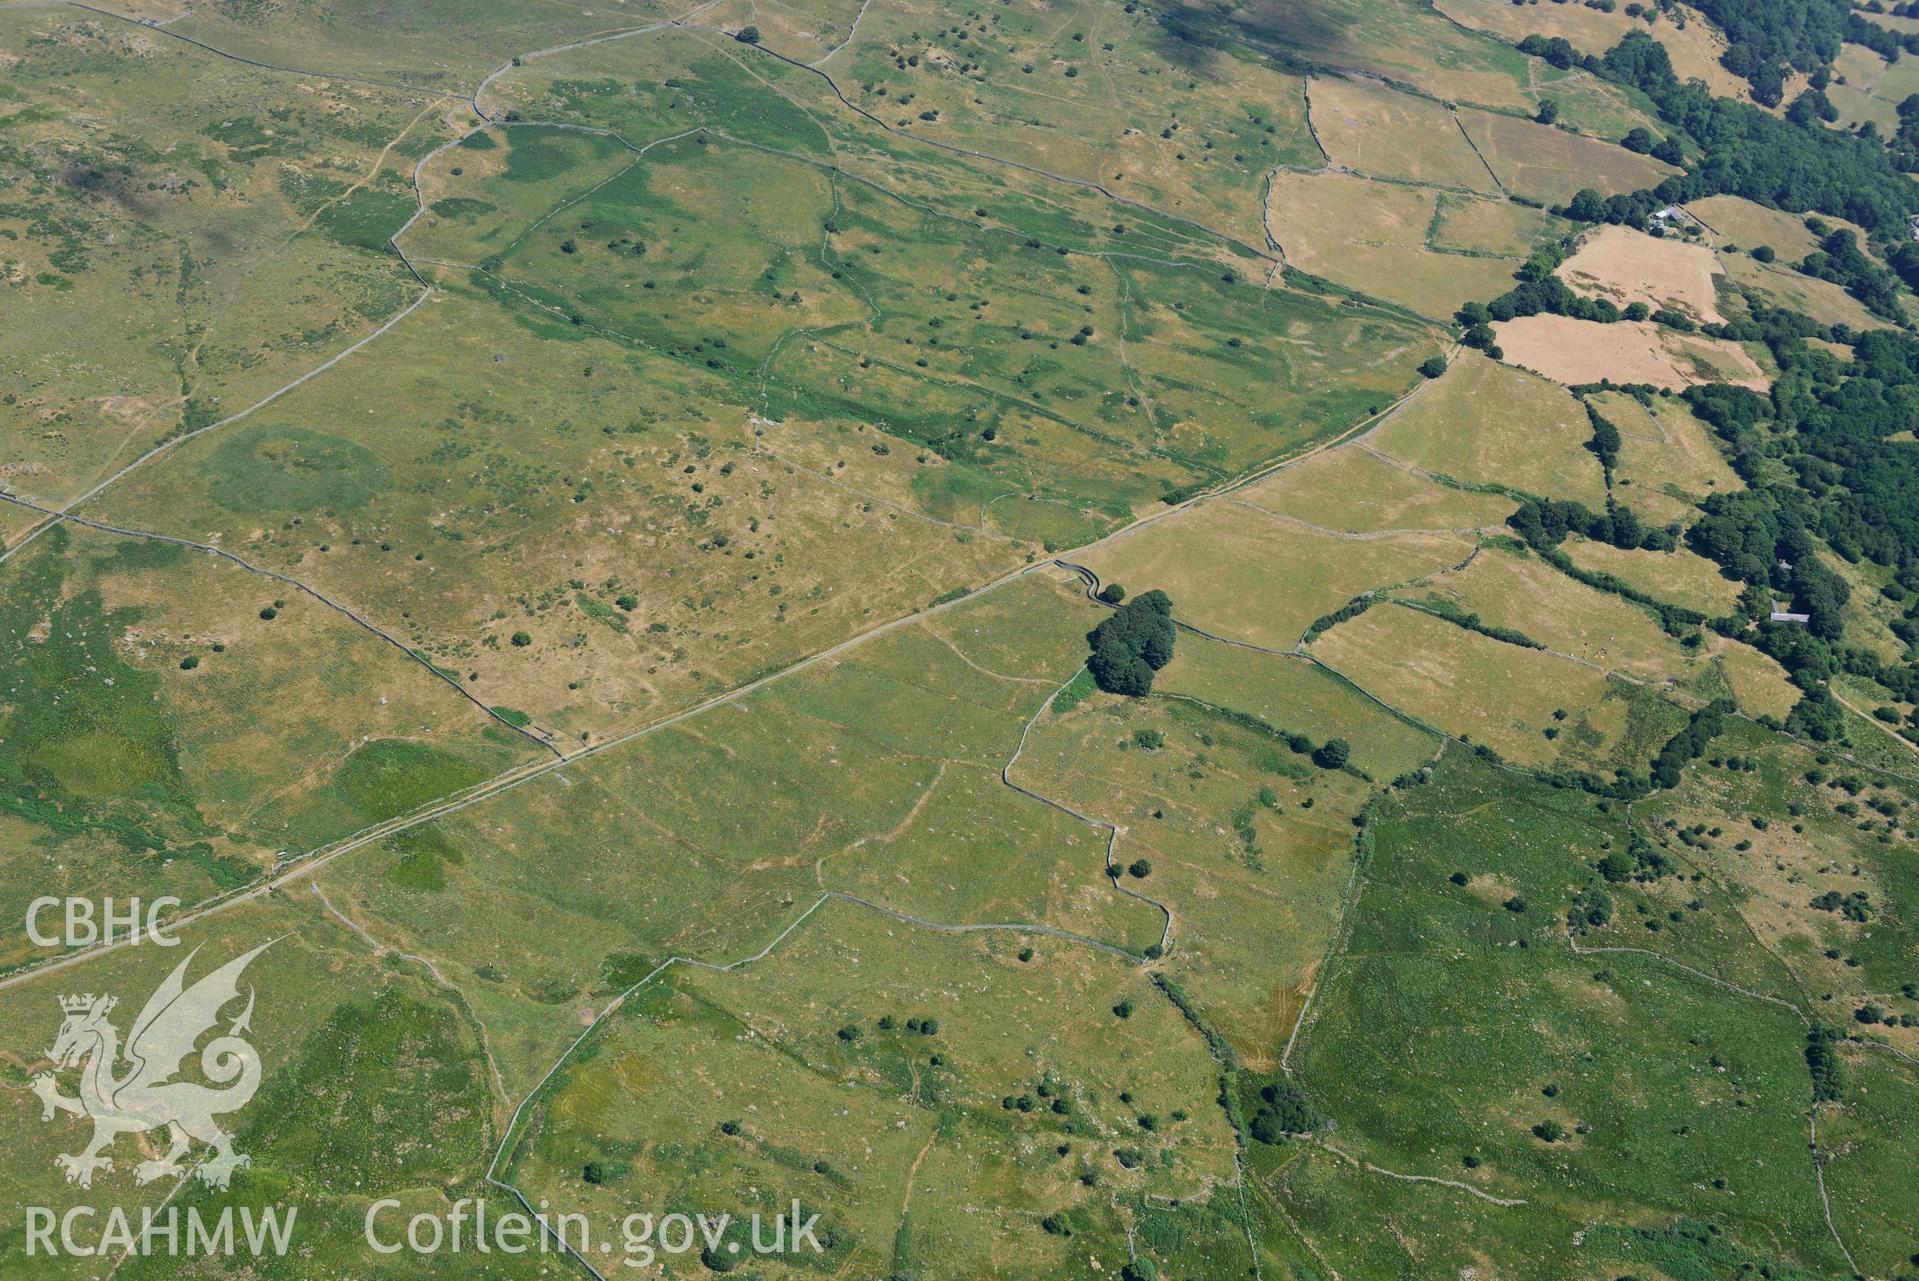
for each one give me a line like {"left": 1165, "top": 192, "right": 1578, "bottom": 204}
{"left": 1721, "top": 254, "right": 1890, "bottom": 332}
{"left": 1592, "top": 390, "right": 1744, "bottom": 524}
{"left": 1824, "top": 549, "right": 1911, "bottom": 663}
{"left": 1264, "top": 171, "right": 1524, "bottom": 318}
{"left": 1306, "top": 603, "right": 1618, "bottom": 766}
{"left": 1012, "top": 683, "right": 1382, "bottom": 1067}
{"left": 1458, "top": 107, "right": 1678, "bottom": 203}
{"left": 1402, "top": 544, "right": 1700, "bottom": 683}
{"left": 1435, "top": 0, "right": 1754, "bottom": 101}
{"left": 1687, "top": 195, "right": 1879, "bottom": 262}
{"left": 1240, "top": 445, "right": 1516, "bottom": 536}
{"left": 1563, "top": 536, "right": 1744, "bottom": 616}
{"left": 697, "top": 0, "right": 867, "bottom": 65}
{"left": 1706, "top": 635, "right": 1800, "bottom": 720}
{"left": 1828, "top": 81, "right": 1901, "bottom": 135}
{"left": 1428, "top": 191, "right": 1564, "bottom": 255}
{"left": 1493, "top": 314, "right": 1767, "bottom": 390}
{"left": 1363, "top": 352, "right": 1609, "bottom": 504}
{"left": 1306, "top": 74, "right": 1502, "bottom": 191}
{"left": 1080, "top": 503, "right": 1476, "bottom": 652}
{"left": 1158, "top": 638, "right": 1440, "bottom": 781}
{"left": 1558, "top": 224, "right": 1725, "bottom": 324}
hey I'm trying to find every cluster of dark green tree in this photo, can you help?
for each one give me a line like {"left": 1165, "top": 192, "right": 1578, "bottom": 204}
{"left": 1650, "top": 698, "right": 1735, "bottom": 788}
{"left": 1597, "top": 826, "right": 1678, "bottom": 883}
{"left": 1623, "top": 323, "right": 1919, "bottom": 739}
{"left": 1457, "top": 277, "right": 1644, "bottom": 347}
{"left": 1685, "top": 0, "right": 1850, "bottom": 104}
{"left": 1247, "top": 1082, "right": 1320, "bottom": 1144}
{"left": 1482, "top": 273, "right": 1919, "bottom": 728}
{"left": 1411, "top": 598, "right": 1546, "bottom": 651}
{"left": 1087, "top": 589, "right": 1176, "bottom": 695}
{"left": 1618, "top": 124, "right": 1685, "bottom": 165}
{"left": 1586, "top": 403, "right": 1623, "bottom": 478}
{"left": 1463, "top": 684, "right": 1739, "bottom": 800}
{"left": 1520, "top": 33, "right": 1919, "bottom": 244}
{"left": 1806, "top": 1025, "right": 1846, "bottom": 1100}
{"left": 1683, "top": 327, "right": 1919, "bottom": 579}
{"left": 1685, "top": 489, "right": 1850, "bottom": 638}
{"left": 1455, "top": 236, "right": 1737, "bottom": 354}
{"left": 1842, "top": 9, "right": 1919, "bottom": 66}
{"left": 1506, "top": 496, "right": 1678, "bottom": 554}
{"left": 1793, "top": 227, "right": 1906, "bottom": 321}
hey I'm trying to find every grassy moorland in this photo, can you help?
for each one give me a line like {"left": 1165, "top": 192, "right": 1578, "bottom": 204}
{"left": 1, "top": 0, "right": 1914, "bottom": 1277}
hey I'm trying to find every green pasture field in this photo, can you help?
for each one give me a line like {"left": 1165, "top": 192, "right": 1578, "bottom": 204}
{"left": 157, "top": 0, "right": 673, "bottom": 88}
{"left": 1157, "top": 634, "right": 1441, "bottom": 780}
{"left": 0, "top": 891, "right": 543, "bottom": 1281}
{"left": 694, "top": 0, "right": 869, "bottom": 65}
{"left": 1636, "top": 720, "right": 1919, "bottom": 1042}
{"left": 314, "top": 576, "right": 1164, "bottom": 1092}
{"left": 1284, "top": 756, "right": 1857, "bottom": 1278}
{"left": 479, "top": 24, "right": 1281, "bottom": 268}
{"left": 0, "top": 523, "right": 532, "bottom": 971}
{"left": 504, "top": 900, "right": 1238, "bottom": 1281}
{"left": 1010, "top": 671, "right": 1386, "bottom": 1066}
{"left": 821, "top": 0, "right": 1325, "bottom": 250}
{"left": 1820, "top": 1046, "right": 1919, "bottom": 1278}
{"left": 1173, "top": 0, "right": 1542, "bottom": 114}
{"left": 407, "top": 120, "right": 1428, "bottom": 489}
{"left": 0, "top": 10, "right": 437, "bottom": 512}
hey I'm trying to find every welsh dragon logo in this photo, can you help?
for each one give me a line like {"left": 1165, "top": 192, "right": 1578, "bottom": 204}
{"left": 32, "top": 941, "right": 272, "bottom": 1190}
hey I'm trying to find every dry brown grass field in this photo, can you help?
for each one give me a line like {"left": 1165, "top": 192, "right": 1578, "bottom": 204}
{"left": 1458, "top": 107, "right": 1678, "bottom": 203}
{"left": 1081, "top": 501, "right": 1477, "bottom": 650}
{"left": 1493, "top": 314, "right": 1768, "bottom": 389}
{"left": 1592, "top": 390, "right": 1745, "bottom": 524}
{"left": 1306, "top": 74, "right": 1502, "bottom": 191}
{"left": 1401, "top": 543, "right": 1708, "bottom": 683}
{"left": 1305, "top": 601, "right": 1623, "bottom": 766}
{"left": 1436, "top": 0, "right": 1755, "bottom": 100}
{"left": 1562, "top": 536, "right": 1744, "bottom": 616}
{"left": 1264, "top": 171, "right": 1526, "bottom": 318}
{"left": 1558, "top": 224, "right": 1726, "bottom": 324}
{"left": 1238, "top": 445, "right": 1517, "bottom": 535}
{"left": 1363, "top": 351, "right": 1610, "bottom": 503}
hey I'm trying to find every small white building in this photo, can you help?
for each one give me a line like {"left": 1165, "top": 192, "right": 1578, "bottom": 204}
{"left": 1769, "top": 600, "right": 1811, "bottom": 625}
